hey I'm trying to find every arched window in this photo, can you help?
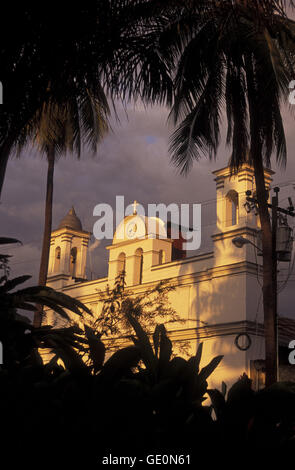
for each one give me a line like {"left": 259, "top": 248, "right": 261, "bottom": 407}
{"left": 158, "top": 249, "right": 165, "bottom": 265}
{"left": 70, "top": 247, "right": 77, "bottom": 277}
{"left": 134, "top": 248, "right": 143, "bottom": 285}
{"left": 226, "top": 190, "right": 239, "bottom": 226}
{"left": 117, "top": 252, "right": 126, "bottom": 277}
{"left": 54, "top": 246, "right": 61, "bottom": 272}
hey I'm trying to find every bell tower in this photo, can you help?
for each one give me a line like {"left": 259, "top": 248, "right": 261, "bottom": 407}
{"left": 47, "top": 207, "right": 91, "bottom": 289}
{"left": 212, "top": 164, "right": 274, "bottom": 267}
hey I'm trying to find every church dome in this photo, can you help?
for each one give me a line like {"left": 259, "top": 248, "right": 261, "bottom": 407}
{"left": 58, "top": 207, "right": 83, "bottom": 231}
{"left": 113, "top": 212, "right": 167, "bottom": 244}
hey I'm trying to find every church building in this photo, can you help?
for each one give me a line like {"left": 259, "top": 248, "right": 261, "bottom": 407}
{"left": 45, "top": 164, "right": 295, "bottom": 390}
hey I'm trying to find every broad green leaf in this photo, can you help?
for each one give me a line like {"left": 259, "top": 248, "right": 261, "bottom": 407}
{"left": 126, "top": 311, "right": 156, "bottom": 372}
{"left": 222, "top": 381, "right": 227, "bottom": 397}
{"left": 0, "top": 275, "right": 31, "bottom": 293}
{"left": 84, "top": 325, "right": 105, "bottom": 372}
{"left": 101, "top": 345, "right": 141, "bottom": 380}
{"left": 207, "top": 388, "right": 226, "bottom": 419}
{"left": 188, "top": 342, "right": 203, "bottom": 373}
{"left": 199, "top": 355, "right": 223, "bottom": 381}
{"left": 0, "top": 237, "right": 22, "bottom": 245}
{"left": 158, "top": 324, "right": 172, "bottom": 364}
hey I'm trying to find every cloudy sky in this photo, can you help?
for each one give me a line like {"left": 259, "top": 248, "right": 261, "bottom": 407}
{"left": 1, "top": 99, "right": 295, "bottom": 317}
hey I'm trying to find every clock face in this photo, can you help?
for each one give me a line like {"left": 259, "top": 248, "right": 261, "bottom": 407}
{"left": 126, "top": 221, "right": 138, "bottom": 239}
{"left": 124, "top": 216, "right": 146, "bottom": 240}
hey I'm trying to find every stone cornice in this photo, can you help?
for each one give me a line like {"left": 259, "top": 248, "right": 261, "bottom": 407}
{"left": 151, "top": 251, "right": 214, "bottom": 271}
{"left": 103, "top": 321, "right": 265, "bottom": 349}
{"left": 212, "top": 164, "right": 274, "bottom": 180}
{"left": 47, "top": 273, "right": 71, "bottom": 281}
{"left": 51, "top": 227, "right": 92, "bottom": 238}
{"left": 211, "top": 226, "right": 259, "bottom": 242}
{"left": 106, "top": 236, "right": 173, "bottom": 250}
{"left": 59, "top": 259, "right": 262, "bottom": 305}
{"left": 61, "top": 276, "right": 108, "bottom": 291}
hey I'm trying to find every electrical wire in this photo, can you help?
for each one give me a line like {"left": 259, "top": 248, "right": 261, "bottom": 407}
{"left": 278, "top": 246, "right": 295, "bottom": 293}
{"left": 4, "top": 178, "right": 295, "bottom": 273}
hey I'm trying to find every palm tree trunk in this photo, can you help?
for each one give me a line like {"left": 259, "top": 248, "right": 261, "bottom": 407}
{"left": 33, "top": 147, "right": 55, "bottom": 327}
{"left": 245, "top": 56, "right": 277, "bottom": 387}
{"left": 0, "top": 134, "right": 18, "bottom": 199}
{"left": 0, "top": 151, "right": 10, "bottom": 199}
{"left": 252, "top": 151, "right": 277, "bottom": 387}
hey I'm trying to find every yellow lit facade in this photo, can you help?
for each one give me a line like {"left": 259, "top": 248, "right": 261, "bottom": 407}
{"left": 45, "top": 164, "right": 286, "bottom": 390}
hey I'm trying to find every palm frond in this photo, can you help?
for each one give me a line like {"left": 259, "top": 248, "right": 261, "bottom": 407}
{"left": 170, "top": 56, "right": 224, "bottom": 174}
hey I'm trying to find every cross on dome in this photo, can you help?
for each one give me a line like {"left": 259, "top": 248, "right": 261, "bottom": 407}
{"left": 132, "top": 200, "right": 139, "bottom": 215}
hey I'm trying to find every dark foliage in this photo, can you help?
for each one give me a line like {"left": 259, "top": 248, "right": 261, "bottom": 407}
{"left": 0, "top": 262, "right": 294, "bottom": 466}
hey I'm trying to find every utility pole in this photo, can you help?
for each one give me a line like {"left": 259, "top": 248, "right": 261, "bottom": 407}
{"left": 272, "top": 187, "right": 279, "bottom": 382}
{"left": 246, "top": 187, "right": 294, "bottom": 386}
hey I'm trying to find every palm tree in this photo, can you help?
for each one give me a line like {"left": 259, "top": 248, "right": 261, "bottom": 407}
{"left": 0, "top": 0, "right": 293, "bottom": 358}
{"left": 0, "top": 0, "right": 288, "bottom": 200}
{"left": 15, "top": 85, "right": 109, "bottom": 327}
{"left": 161, "top": 2, "right": 295, "bottom": 386}
{"left": 0, "top": 0, "right": 136, "bottom": 198}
